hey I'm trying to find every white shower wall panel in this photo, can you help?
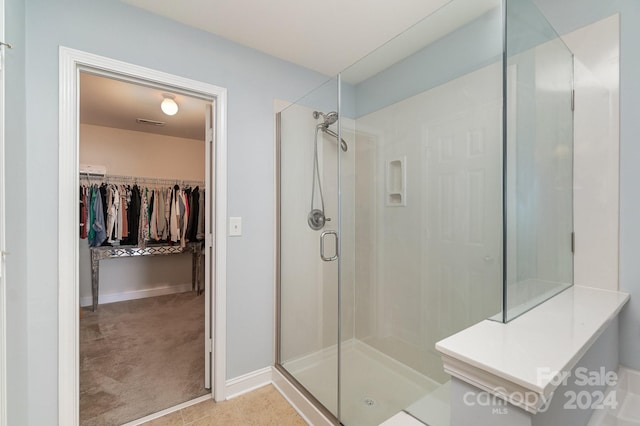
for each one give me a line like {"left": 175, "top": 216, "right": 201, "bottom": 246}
{"left": 562, "top": 14, "right": 620, "bottom": 290}
{"left": 340, "top": 123, "right": 357, "bottom": 343}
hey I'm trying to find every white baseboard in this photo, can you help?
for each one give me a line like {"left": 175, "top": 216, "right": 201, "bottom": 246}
{"left": 225, "top": 366, "right": 273, "bottom": 400}
{"left": 79, "top": 283, "right": 193, "bottom": 307}
{"left": 225, "top": 366, "right": 333, "bottom": 425}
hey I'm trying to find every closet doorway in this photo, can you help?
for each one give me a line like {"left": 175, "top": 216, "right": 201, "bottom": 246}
{"left": 58, "top": 48, "right": 228, "bottom": 426}
{"left": 78, "top": 72, "right": 211, "bottom": 424}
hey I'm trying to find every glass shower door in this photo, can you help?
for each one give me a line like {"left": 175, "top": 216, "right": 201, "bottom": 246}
{"left": 276, "top": 78, "right": 341, "bottom": 421}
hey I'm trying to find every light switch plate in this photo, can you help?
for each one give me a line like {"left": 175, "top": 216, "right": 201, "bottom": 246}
{"left": 229, "top": 217, "right": 242, "bottom": 236}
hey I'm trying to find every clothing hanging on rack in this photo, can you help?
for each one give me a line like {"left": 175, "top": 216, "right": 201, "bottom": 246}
{"left": 196, "top": 188, "right": 205, "bottom": 241}
{"left": 80, "top": 175, "right": 205, "bottom": 248}
{"left": 87, "top": 185, "right": 107, "bottom": 247}
{"left": 79, "top": 186, "right": 88, "bottom": 239}
{"left": 186, "top": 187, "right": 200, "bottom": 242}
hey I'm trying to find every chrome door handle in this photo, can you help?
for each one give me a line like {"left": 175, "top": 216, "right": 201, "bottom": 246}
{"left": 320, "top": 230, "right": 338, "bottom": 261}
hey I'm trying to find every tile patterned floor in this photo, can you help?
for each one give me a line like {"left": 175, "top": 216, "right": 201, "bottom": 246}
{"left": 143, "top": 385, "right": 308, "bottom": 426}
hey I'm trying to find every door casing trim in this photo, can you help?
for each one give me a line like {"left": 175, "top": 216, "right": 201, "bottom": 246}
{"left": 58, "top": 46, "right": 228, "bottom": 425}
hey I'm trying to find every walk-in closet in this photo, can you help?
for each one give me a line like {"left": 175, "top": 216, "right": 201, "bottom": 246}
{"left": 78, "top": 72, "right": 211, "bottom": 425}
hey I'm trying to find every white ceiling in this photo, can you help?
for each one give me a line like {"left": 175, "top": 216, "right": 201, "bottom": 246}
{"left": 84, "top": 0, "right": 496, "bottom": 137}
{"left": 80, "top": 72, "right": 208, "bottom": 140}
{"left": 121, "top": 0, "right": 453, "bottom": 77}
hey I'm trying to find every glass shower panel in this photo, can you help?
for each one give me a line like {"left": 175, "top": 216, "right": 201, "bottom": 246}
{"left": 504, "top": 0, "right": 574, "bottom": 321}
{"left": 277, "top": 77, "right": 341, "bottom": 418}
{"left": 339, "top": 0, "right": 503, "bottom": 424}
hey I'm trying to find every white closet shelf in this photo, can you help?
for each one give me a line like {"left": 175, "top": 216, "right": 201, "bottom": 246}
{"left": 436, "top": 285, "right": 629, "bottom": 414}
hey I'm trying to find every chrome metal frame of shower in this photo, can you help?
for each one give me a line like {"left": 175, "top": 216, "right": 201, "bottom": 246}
{"left": 500, "top": 0, "right": 508, "bottom": 324}
{"left": 336, "top": 73, "right": 343, "bottom": 423}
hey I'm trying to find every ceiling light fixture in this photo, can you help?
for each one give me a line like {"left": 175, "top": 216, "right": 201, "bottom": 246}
{"left": 161, "top": 94, "right": 178, "bottom": 116}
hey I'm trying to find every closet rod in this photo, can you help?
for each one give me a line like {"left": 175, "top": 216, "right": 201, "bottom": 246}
{"left": 80, "top": 172, "right": 204, "bottom": 187}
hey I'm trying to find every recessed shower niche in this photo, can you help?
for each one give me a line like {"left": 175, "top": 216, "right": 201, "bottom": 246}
{"left": 275, "top": 0, "right": 574, "bottom": 424}
{"left": 385, "top": 157, "right": 406, "bottom": 206}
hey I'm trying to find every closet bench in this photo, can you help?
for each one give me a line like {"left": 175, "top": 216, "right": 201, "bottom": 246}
{"left": 89, "top": 241, "right": 205, "bottom": 311}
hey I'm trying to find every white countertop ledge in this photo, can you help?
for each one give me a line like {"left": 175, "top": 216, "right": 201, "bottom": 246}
{"left": 435, "top": 285, "right": 629, "bottom": 414}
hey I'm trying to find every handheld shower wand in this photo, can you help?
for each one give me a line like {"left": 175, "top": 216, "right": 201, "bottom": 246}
{"left": 307, "top": 110, "right": 349, "bottom": 231}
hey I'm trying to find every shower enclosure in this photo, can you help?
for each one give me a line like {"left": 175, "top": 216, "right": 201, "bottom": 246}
{"left": 276, "top": 0, "right": 574, "bottom": 424}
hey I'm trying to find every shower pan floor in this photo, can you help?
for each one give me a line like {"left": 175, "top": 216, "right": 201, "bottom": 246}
{"left": 283, "top": 339, "right": 443, "bottom": 426}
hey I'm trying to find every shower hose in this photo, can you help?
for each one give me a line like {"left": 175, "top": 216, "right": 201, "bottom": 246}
{"left": 308, "top": 126, "right": 325, "bottom": 230}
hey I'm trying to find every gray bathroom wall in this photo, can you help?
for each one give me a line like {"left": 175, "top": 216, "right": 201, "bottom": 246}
{"left": 5, "top": 0, "right": 28, "bottom": 424}
{"left": 533, "top": 0, "right": 640, "bottom": 372}
{"left": 16, "top": 0, "right": 329, "bottom": 423}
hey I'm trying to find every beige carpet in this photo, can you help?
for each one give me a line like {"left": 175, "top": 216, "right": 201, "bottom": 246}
{"left": 80, "top": 292, "right": 208, "bottom": 425}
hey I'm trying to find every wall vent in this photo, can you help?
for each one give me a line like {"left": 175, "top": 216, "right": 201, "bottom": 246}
{"left": 136, "top": 118, "right": 165, "bottom": 126}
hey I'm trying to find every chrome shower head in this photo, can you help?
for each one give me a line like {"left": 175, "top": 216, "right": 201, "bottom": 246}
{"left": 313, "top": 110, "right": 338, "bottom": 128}
{"left": 323, "top": 111, "right": 338, "bottom": 127}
